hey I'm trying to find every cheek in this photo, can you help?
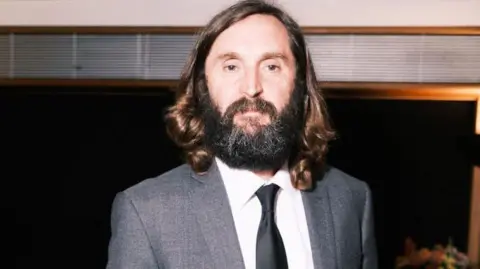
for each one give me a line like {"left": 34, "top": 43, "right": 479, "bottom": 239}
{"left": 208, "top": 78, "right": 242, "bottom": 114}
{"left": 261, "top": 76, "right": 295, "bottom": 110}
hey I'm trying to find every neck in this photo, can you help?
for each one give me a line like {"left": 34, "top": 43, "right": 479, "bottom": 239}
{"left": 252, "top": 163, "right": 286, "bottom": 180}
{"left": 214, "top": 156, "right": 286, "bottom": 180}
{"left": 253, "top": 169, "right": 277, "bottom": 180}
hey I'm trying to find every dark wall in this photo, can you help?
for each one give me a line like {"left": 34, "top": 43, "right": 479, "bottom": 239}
{"left": 325, "top": 99, "right": 475, "bottom": 268}
{"left": 2, "top": 89, "right": 475, "bottom": 269}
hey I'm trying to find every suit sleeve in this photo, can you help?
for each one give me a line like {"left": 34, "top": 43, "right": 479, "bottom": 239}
{"left": 361, "top": 183, "right": 378, "bottom": 269}
{"left": 106, "top": 191, "right": 159, "bottom": 269}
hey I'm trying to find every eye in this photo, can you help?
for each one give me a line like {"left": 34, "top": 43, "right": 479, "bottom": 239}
{"left": 223, "top": 64, "right": 238, "bottom": 72}
{"left": 266, "top": 64, "right": 280, "bottom": 72}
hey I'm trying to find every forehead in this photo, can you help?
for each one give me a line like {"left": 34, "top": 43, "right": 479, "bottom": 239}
{"left": 207, "top": 14, "right": 292, "bottom": 59}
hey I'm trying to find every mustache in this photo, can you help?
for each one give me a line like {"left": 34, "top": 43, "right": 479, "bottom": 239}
{"left": 223, "top": 97, "right": 277, "bottom": 121}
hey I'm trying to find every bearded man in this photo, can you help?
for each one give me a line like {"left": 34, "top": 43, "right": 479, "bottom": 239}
{"left": 106, "top": 1, "right": 378, "bottom": 269}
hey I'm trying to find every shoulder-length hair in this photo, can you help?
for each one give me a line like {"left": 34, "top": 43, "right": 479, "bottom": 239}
{"left": 165, "top": 0, "right": 336, "bottom": 190}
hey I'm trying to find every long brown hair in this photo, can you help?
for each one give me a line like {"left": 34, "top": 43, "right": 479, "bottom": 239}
{"left": 165, "top": 0, "right": 336, "bottom": 190}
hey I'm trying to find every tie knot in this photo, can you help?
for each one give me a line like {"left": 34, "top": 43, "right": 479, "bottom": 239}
{"left": 255, "top": 184, "right": 280, "bottom": 212}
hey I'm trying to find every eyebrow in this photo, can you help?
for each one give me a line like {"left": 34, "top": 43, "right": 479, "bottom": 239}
{"left": 216, "top": 51, "right": 288, "bottom": 61}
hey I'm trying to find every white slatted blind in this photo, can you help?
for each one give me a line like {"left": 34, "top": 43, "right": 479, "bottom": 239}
{"left": 421, "top": 36, "right": 480, "bottom": 83}
{"left": 13, "top": 34, "right": 73, "bottom": 78}
{"left": 76, "top": 34, "right": 142, "bottom": 79}
{"left": 0, "top": 33, "right": 478, "bottom": 83}
{"left": 307, "top": 35, "right": 480, "bottom": 83}
{"left": 145, "top": 34, "right": 197, "bottom": 80}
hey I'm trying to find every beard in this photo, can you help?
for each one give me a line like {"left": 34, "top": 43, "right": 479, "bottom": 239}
{"left": 200, "top": 87, "right": 304, "bottom": 172}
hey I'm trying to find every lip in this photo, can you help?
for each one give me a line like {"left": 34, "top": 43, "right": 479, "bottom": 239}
{"left": 240, "top": 111, "right": 262, "bottom": 116}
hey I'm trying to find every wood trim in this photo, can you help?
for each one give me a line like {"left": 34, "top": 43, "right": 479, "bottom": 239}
{"left": 322, "top": 82, "right": 480, "bottom": 101}
{"left": 0, "top": 78, "right": 179, "bottom": 88}
{"left": 0, "top": 26, "right": 203, "bottom": 35}
{"left": 476, "top": 98, "right": 480, "bottom": 135}
{"left": 468, "top": 166, "right": 480, "bottom": 265}
{"left": 0, "top": 26, "right": 479, "bottom": 35}
{"left": 301, "top": 26, "right": 480, "bottom": 35}
{"left": 1, "top": 80, "right": 480, "bottom": 100}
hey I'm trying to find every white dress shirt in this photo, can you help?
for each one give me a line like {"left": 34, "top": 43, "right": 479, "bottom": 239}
{"left": 216, "top": 157, "right": 315, "bottom": 269}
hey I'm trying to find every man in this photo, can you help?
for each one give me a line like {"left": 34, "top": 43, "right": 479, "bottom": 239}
{"left": 106, "top": 0, "right": 378, "bottom": 268}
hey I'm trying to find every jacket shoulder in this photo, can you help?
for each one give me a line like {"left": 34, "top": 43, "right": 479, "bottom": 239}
{"left": 318, "top": 165, "right": 372, "bottom": 207}
{"left": 121, "top": 164, "right": 193, "bottom": 202}
{"left": 321, "top": 165, "right": 370, "bottom": 192}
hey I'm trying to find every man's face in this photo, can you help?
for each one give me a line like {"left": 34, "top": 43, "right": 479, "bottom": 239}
{"left": 204, "top": 14, "right": 296, "bottom": 132}
{"left": 201, "top": 14, "right": 302, "bottom": 171}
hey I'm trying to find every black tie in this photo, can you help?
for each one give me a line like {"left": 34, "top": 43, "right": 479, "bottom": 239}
{"left": 255, "top": 184, "right": 288, "bottom": 269}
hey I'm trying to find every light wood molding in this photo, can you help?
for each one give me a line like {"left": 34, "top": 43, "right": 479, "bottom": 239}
{"left": 0, "top": 78, "right": 179, "bottom": 88}
{"left": 0, "top": 26, "right": 203, "bottom": 35}
{"left": 468, "top": 166, "right": 480, "bottom": 265}
{"left": 320, "top": 82, "right": 480, "bottom": 101}
{"left": 301, "top": 26, "right": 480, "bottom": 35}
{"left": 1, "top": 80, "right": 479, "bottom": 100}
{"left": 476, "top": 98, "right": 480, "bottom": 135}
{"left": 0, "top": 26, "right": 479, "bottom": 35}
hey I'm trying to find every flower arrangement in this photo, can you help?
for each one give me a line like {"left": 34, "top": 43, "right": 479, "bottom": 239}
{"left": 395, "top": 237, "right": 470, "bottom": 269}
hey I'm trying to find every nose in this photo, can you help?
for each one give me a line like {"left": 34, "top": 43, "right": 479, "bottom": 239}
{"left": 242, "top": 68, "right": 263, "bottom": 98}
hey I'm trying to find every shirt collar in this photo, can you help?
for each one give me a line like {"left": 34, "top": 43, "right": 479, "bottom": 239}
{"left": 215, "top": 157, "right": 296, "bottom": 212}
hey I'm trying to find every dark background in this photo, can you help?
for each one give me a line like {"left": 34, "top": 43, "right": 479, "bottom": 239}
{"left": 2, "top": 87, "right": 475, "bottom": 269}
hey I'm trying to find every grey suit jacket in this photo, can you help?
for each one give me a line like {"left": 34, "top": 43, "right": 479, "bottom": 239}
{"left": 106, "top": 163, "right": 378, "bottom": 269}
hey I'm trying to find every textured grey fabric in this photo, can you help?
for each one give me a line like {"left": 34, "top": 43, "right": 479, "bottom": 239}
{"left": 106, "top": 163, "right": 378, "bottom": 269}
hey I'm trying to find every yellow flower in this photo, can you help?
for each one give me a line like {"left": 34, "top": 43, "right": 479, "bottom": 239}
{"left": 444, "top": 255, "right": 456, "bottom": 269}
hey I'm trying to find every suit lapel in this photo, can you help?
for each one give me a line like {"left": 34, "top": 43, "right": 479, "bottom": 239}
{"left": 190, "top": 163, "right": 245, "bottom": 269}
{"left": 301, "top": 178, "right": 338, "bottom": 269}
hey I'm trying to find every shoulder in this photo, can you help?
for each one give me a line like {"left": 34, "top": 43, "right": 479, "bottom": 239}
{"left": 316, "top": 165, "right": 372, "bottom": 207}
{"left": 320, "top": 165, "right": 370, "bottom": 192}
{"left": 119, "top": 164, "right": 194, "bottom": 204}
{"left": 109, "top": 164, "right": 197, "bottom": 235}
